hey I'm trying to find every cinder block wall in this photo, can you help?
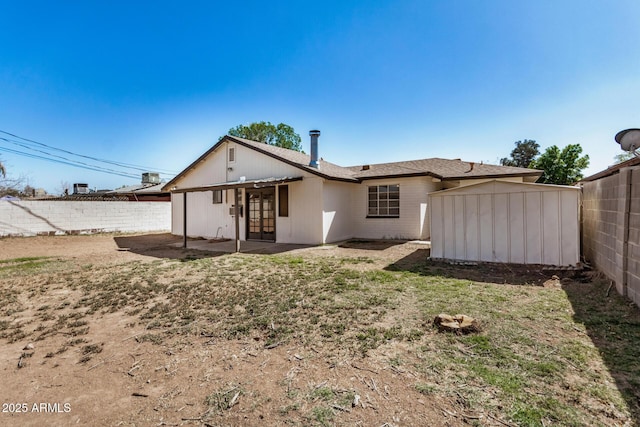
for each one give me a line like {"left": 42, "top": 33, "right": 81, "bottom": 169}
{"left": 0, "top": 201, "right": 171, "bottom": 237}
{"left": 582, "top": 166, "right": 640, "bottom": 306}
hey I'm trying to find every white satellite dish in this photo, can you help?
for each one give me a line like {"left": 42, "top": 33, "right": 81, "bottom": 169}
{"left": 615, "top": 128, "right": 640, "bottom": 158}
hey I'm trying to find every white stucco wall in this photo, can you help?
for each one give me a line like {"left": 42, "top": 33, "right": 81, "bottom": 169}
{"left": 175, "top": 145, "right": 228, "bottom": 189}
{"left": 322, "top": 180, "right": 355, "bottom": 243}
{"left": 171, "top": 191, "right": 239, "bottom": 240}
{"left": 276, "top": 178, "right": 324, "bottom": 244}
{"left": 170, "top": 141, "right": 323, "bottom": 243}
{"left": 227, "top": 142, "right": 309, "bottom": 182}
{"left": 352, "top": 177, "right": 438, "bottom": 240}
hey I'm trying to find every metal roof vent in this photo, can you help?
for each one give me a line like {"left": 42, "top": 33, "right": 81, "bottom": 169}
{"left": 309, "top": 130, "right": 320, "bottom": 168}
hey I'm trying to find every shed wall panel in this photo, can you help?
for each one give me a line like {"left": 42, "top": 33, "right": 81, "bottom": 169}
{"left": 508, "top": 193, "right": 525, "bottom": 263}
{"left": 464, "top": 195, "right": 479, "bottom": 261}
{"left": 479, "top": 195, "right": 494, "bottom": 262}
{"left": 493, "top": 194, "right": 509, "bottom": 263}
{"left": 430, "top": 197, "right": 444, "bottom": 258}
{"left": 541, "top": 192, "right": 560, "bottom": 265}
{"left": 524, "top": 192, "right": 542, "bottom": 264}
{"left": 429, "top": 180, "right": 580, "bottom": 266}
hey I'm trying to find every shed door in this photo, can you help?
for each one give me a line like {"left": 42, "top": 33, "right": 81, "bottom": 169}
{"left": 246, "top": 188, "right": 275, "bottom": 241}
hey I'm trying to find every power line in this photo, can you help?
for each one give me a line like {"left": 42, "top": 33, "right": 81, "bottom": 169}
{"left": 0, "top": 137, "right": 153, "bottom": 179}
{"left": 0, "top": 146, "right": 141, "bottom": 179}
{"left": 0, "top": 129, "right": 179, "bottom": 175}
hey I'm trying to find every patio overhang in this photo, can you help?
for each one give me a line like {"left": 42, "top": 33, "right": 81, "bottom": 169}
{"left": 174, "top": 176, "right": 303, "bottom": 252}
{"left": 169, "top": 176, "right": 303, "bottom": 193}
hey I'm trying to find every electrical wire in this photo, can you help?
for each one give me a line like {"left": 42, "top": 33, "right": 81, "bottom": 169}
{"left": 0, "top": 137, "right": 155, "bottom": 179}
{"left": 0, "top": 146, "right": 141, "bottom": 179}
{"left": 0, "top": 129, "right": 179, "bottom": 175}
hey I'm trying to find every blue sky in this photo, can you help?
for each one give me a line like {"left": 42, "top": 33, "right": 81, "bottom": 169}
{"left": 1, "top": 1, "right": 639, "bottom": 193}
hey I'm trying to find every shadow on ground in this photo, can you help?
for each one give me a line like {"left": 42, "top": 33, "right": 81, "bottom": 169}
{"left": 385, "top": 248, "right": 564, "bottom": 286}
{"left": 563, "top": 279, "right": 640, "bottom": 424}
{"left": 338, "top": 239, "right": 407, "bottom": 251}
{"left": 113, "top": 233, "right": 223, "bottom": 261}
{"left": 387, "top": 248, "right": 640, "bottom": 422}
{"left": 113, "top": 233, "right": 315, "bottom": 258}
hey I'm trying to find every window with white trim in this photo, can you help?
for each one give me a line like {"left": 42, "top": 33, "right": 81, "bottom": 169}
{"left": 229, "top": 147, "right": 236, "bottom": 163}
{"left": 367, "top": 185, "right": 399, "bottom": 217}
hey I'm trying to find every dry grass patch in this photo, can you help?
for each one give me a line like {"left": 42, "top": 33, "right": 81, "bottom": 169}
{"left": 0, "top": 247, "right": 638, "bottom": 426}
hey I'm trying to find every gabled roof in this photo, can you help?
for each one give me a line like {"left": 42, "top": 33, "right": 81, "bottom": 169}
{"left": 580, "top": 156, "right": 640, "bottom": 182}
{"left": 163, "top": 135, "right": 543, "bottom": 191}
{"left": 229, "top": 136, "right": 358, "bottom": 181}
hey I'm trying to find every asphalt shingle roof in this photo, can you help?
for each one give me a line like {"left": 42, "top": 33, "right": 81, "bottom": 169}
{"left": 346, "top": 158, "right": 540, "bottom": 180}
{"left": 163, "top": 135, "right": 542, "bottom": 190}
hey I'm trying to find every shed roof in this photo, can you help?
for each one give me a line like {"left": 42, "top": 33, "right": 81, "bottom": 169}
{"left": 428, "top": 179, "right": 580, "bottom": 196}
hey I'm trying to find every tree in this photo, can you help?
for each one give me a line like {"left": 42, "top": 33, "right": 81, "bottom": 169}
{"left": 613, "top": 151, "right": 635, "bottom": 164}
{"left": 0, "top": 161, "right": 5, "bottom": 178}
{"left": 0, "top": 175, "right": 28, "bottom": 197}
{"left": 500, "top": 139, "right": 540, "bottom": 168}
{"left": 529, "top": 144, "right": 590, "bottom": 185}
{"left": 227, "top": 121, "right": 303, "bottom": 152}
{"left": 57, "top": 180, "right": 70, "bottom": 196}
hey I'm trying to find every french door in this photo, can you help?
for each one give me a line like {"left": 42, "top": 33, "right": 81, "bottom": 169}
{"left": 246, "top": 188, "right": 276, "bottom": 241}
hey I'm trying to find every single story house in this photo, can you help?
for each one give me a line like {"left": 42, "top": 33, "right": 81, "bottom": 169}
{"left": 162, "top": 131, "right": 542, "bottom": 245}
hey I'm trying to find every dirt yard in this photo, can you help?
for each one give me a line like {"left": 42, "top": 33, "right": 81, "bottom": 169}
{"left": 0, "top": 233, "right": 638, "bottom": 427}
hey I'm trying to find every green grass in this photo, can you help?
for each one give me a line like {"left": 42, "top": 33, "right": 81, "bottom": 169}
{"left": 0, "top": 256, "right": 58, "bottom": 274}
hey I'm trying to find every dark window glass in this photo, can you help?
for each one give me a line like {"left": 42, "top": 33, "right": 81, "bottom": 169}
{"left": 367, "top": 185, "right": 399, "bottom": 217}
{"left": 212, "top": 190, "right": 223, "bottom": 204}
{"left": 278, "top": 185, "right": 289, "bottom": 217}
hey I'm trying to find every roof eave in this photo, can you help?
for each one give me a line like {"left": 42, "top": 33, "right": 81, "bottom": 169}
{"left": 441, "top": 171, "right": 543, "bottom": 181}
{"left": 224, "top": 136, "right": 358, "bottom": 182}
{"left": 161, "top": 137, "right": 227, "bottom": 191}
{"left": 356, "top": 172, "right": 439, "bottom": 181}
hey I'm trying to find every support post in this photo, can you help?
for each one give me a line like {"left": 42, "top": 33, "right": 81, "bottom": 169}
{"left": 183, "top": 192, "right": 187, "bottom": 249}
{"left": 234, "top": 188, "right": 240, "bottom": 253}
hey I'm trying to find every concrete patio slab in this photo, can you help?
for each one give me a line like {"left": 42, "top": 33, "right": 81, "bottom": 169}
{"left": 170, "top": 239, "right": 316, "bottom": 254}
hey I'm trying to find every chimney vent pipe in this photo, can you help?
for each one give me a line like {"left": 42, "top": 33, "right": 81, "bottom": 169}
{"left": 309, "top": 130, "right": 320, "bottom": 168}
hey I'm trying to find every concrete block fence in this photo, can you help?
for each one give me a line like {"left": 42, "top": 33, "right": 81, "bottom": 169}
{"left": 0, "top": 200, "right": 171, "bottom": 237}
{"left": 582, "top": 165, "right": 640, "bottom": 307}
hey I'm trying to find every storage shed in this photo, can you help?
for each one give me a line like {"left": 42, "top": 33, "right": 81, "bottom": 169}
{"left": 429, "top": 180, "right": 580, "bottom": 266}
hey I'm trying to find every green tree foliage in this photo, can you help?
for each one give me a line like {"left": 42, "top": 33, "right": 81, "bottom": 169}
{"left": 529, "top": 144, "right": 590, "bottom": 185}
{"left": 227, "top": 121, "right": 303, "bottom": 152}
{"left": 613, "top": 151, "right": 635, "bottom": 164}
{"left": 500, "top": 139, "right": 540, "bottom": 168}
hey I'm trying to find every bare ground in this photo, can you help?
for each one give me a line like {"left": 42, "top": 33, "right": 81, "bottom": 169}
{"left": 0, "top": 233, "right": 637, "bottom": 427}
